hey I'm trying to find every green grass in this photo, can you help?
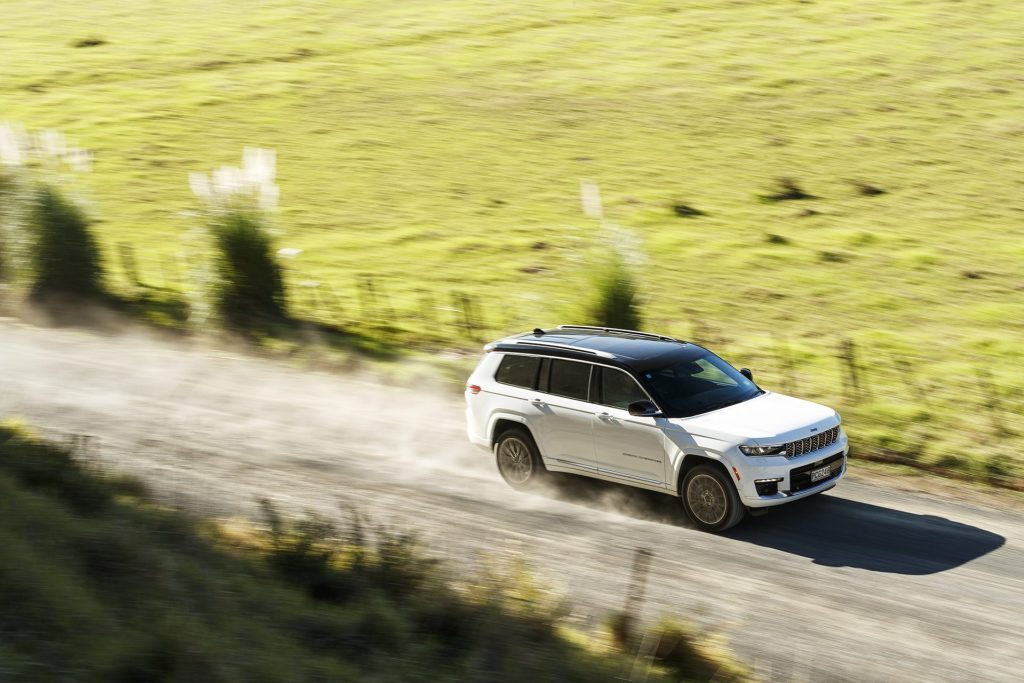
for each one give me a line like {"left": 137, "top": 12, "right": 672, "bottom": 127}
{"left": 0, "top": 422, "right": 744, "bottom": 682}
{"left": 1, "top": 0, "right": 1022, "bottom": 484}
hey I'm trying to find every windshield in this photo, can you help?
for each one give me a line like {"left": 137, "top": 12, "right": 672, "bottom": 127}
{"left": 639, "top": 352, "right": 763, "bottom": 418}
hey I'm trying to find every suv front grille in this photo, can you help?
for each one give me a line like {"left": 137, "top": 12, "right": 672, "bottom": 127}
{"left": 787, "top": 426, "right": 840, "bottom": 458}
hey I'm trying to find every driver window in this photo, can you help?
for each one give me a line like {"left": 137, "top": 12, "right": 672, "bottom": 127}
{"left": 599, "top": 368, "right": 648, "bottom": 409}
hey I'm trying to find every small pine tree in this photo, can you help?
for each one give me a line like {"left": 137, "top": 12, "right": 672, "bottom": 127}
{"left": 209, "top": 208, "right": 287, "bottom": 324}
{"left": 27, "top": 185, "right": 105, "bottom": 300}
{"left": 586, "top": 250, "right": 642, "bottom": 330}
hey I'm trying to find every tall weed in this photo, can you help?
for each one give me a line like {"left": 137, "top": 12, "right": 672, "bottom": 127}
{"left": 586, "top": 248, "right": 642, "bottom": 330}
{"left": 27, "top": 184, "right": 105, "bottom": 300}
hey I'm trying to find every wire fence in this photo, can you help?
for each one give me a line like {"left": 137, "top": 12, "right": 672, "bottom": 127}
{"left": 109, "top": 242, "right": 1023, "bottom": 427}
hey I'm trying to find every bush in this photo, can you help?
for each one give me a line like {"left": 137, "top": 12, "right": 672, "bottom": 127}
{"left": 0, "top": 169, "right": 24, "bottom": 283}
{"left": 209, "top": 209, "right": 287, "bottom": 324}
{"left": 0, "top": 225, "right": 8, "bottom": 283}
{"left": 758, "top": 177, "right": 815, "bottom": 202}
{"left": 27, "top": 184, "right": 105, "bottom": 300}
{"left": 586, "top": 250, "right": 642, "bottom": 330}
{"left": 651, "top": 619, "right": 746, "bottom": 682}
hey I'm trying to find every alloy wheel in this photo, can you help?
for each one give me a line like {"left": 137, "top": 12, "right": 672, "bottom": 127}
{"left": 497, "top": 437, "right": 533, "bottom": 485}
{"left": 686, "top": 473, "right": 728, "bottom": 526}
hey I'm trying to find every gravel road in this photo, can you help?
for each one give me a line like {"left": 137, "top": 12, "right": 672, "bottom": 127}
{"left": 1, "top": 320, "right": 1021, "bottom": 682}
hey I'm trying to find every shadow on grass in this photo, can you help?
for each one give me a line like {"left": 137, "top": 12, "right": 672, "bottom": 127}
{"left": 20, "top": 286, "right": 405, "bottom": 361}
{"left": 251, "top": 317, "right": 405, "bottom": 360}
{"left": 536, "top": 472, "right": 1005, "bottom": 576}
{"left": 23, "top": 286, "right": 189, "bottom": 332}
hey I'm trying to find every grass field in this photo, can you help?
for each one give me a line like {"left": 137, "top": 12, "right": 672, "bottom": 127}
{"left": 2, "top": 0, "right": 1023, "bottom": 484}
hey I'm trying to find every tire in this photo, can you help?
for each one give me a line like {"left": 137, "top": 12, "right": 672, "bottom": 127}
{"left": 681, "top": 464, "right": 746, "bottom": 532}
{"left": 494, "top": 427, "right": 546, "bottom": 490}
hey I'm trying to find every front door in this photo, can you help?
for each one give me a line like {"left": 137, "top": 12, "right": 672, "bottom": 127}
{"left": 591, "top": 367, "right": 668, "bottom": 485}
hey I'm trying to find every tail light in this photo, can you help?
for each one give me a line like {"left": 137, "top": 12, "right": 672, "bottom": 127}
{"left": 466, "top": 384, "right": 481, "bottom": 395}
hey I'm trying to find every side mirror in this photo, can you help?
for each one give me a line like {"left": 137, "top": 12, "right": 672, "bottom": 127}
{"left": 627, "top": 400, "right": 661, "bottom": 417}
{"left": 740, "top": 368, "right": 753, "bottom": 381}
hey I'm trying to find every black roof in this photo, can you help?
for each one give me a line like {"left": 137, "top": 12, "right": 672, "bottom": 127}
{"left": 486, "top": 325, "right": 706, "bottom": 373}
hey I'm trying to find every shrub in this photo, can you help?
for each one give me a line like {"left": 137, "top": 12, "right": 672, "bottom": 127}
{"left": 851, "top": 180, "right": 886, "bottom": 196}
{"left": 607, "top": 614, "right": 747, "bottom": 682}
{"left": 0, "top": 168, "right": 23, "bottom": 282}
{"left": 208, "top": 208, "right": 287, "bottom": 324}
{"left": 651, "top": 618, "right": 746, "bottom": 682}
{"left": 671, "top": 202, "right": 705, "bottom": 217}
{"left": 27, "top": 184, "right": 105, "bottom": 300}
{"left": 758, "top": 177, "right": 815, "bottom": 202}
{"left": 586, "top": 249, "right": 642, "bottom": 330}
{"left": 71, "top": 36, "right": 107, "bottom": 48}
{"left": 0, "top": 125, "right": 93, "bottom": 289}
{"left": 984, "top": 454, "right": 1015, "bottom": 485}
{"left": 190, "top": 148, "right": 289, "bottom": 327}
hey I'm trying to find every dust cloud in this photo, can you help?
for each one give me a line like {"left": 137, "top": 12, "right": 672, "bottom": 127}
{"left": 0, "top": 319, "right": 681, "bottom": 529}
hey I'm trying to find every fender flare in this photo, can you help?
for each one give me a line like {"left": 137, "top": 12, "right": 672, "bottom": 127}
{"left": 486, "top": 412, "right": 530, "bottom": 446}
{"left": 673, "top": 449, "right": 740, "bottom": 495}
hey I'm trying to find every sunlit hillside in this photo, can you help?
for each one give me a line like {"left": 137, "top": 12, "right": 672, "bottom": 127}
{"left": 3, "top": 0, "right": 1023, "bottom": 481}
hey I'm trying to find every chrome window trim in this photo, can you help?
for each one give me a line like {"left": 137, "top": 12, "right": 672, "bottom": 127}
{"left": 492, "top": 352, "right": 663, "bottom": 412}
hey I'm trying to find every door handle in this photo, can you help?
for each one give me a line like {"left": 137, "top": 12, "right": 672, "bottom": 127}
{"left": 598, "top": 412, "right": 612, "bottom": 420}
{"left": 530, "top": 398, "right": 546, "bottom": 405}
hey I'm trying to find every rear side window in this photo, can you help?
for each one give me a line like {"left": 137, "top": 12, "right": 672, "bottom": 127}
{"left": 598, "top": 367, "right": 648, "bottom": 409}
{"left": 548, "top": 359, "right": 592, "bottom": 401}
{"left": 495, "top": 355, "right": 541, "bottom": 389}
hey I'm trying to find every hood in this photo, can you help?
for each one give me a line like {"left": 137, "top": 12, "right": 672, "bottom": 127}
{"left": 670, "top": 391, "right": 839, "bottom": 443}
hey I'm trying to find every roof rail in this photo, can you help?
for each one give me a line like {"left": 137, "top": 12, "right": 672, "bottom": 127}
{"left": 504, "top": 339, "right": 616, "bottom": 358}
{"left": 555, "top": 325, "right": 684, "bottom": 343}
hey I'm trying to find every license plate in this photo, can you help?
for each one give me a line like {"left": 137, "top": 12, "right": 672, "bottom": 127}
{"left": 810, "top": 464, "right": 832, "bottom": 482}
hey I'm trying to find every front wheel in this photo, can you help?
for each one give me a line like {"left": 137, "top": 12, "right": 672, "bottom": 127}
{"left": 494, "top": 428, "right": 546, "bottom": 490}
{"left": 681, "top": 464, "right": 746, "bottom": 532}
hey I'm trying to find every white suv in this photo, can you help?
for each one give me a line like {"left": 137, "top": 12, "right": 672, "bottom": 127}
{"left": 465, "top": 326, "right": 848, "bottom": 531}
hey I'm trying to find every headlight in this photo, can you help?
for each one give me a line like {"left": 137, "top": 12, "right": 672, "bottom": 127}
{"left": 739, "top": 444, "right": 787, "bottom": 456}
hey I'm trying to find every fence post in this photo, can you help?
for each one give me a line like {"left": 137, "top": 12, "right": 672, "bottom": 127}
{"left": 838, "top": 338, "right": 861, "bottom": 402}
{"left": 300, "top": 279, "right": 320, "bottom": 316}
{"left": 460, "top": 292, "right": 481, "bottom": 339}
{"left": 320, "top": 282, "right": 343, "bottom": 321}
{"left": 118, "top": 242, "right": 140, "bottom": 288}
{"left": 975, "top": 366, "right": 1007, "bottom": 435}
{"left": 774, "top": 334, "right": 798, "bottom": 395}
{"left": 161, "top": 253, "right": 180, "bottom": 289}
{"left": 620, "top": 547, "right": 653, "bottom": 648}
{"left": 895, "top": 357, "right": 924, "bottom": 404}
{"left": 453, "top": 291, "right": 479, "bottom": 339}
{"left": 469, "top": 293, "right": 485, "bottom": 337}
{"left": 357, "top": 275, "right": 376, "bottom": 319}
{"left": 417, "top": 288, "right": 435, "bottom": 323}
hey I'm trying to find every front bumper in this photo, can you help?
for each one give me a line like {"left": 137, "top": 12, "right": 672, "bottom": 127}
{"left": 739, "top": 446, "right": 849, "bottom": 508}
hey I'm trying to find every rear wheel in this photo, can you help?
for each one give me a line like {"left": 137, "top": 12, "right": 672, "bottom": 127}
{"left": 682, "top": 464, "right": 745, "bottom": 532}
{"left": 494, "top": 428, "right": 546, "bottom": 490}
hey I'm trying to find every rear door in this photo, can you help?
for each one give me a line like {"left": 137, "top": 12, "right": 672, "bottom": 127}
{"left": 530, "top": 358, "right": 598, "bottom": 471}
{"left": 592, "top": 366, "right": 669, "bottom": 486}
